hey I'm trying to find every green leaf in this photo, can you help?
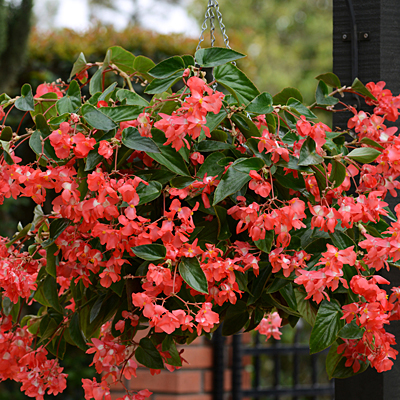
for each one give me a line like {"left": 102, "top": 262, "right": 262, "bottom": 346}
{"left": 81, "top": 104, "right": 118, "bottom": 131}
{"left": 351, "top": 78, "right": 377, "bottom": 101}
{"left": 315, "top": 72, "right": 341, "bottom": 88}
{"left": 89, "top": 68, "right": 103, "bottom": 95}
{"left": 287, "top": 98, "right": 317, "bottom": 119}
{"left": 56, "top": 80, "right": 81, "bottom": 114}
{"left": 214, "top": 205, "right": 231, "bottom": 241}
{"left": 213, "top": 167, "right": 251, "bottom": 205}
{"left": 136, "top": 338, "right": 164, "bottom": 369}
{"left": 29, "top": 129, "right": 61, "bottom": 162}
{"left": 232, "top": 157, "right": 265, "bottom": 173}
{"left": 15, "top": 84, "right": 34, "bottom": 111}
{"left": 329, "top": 230, "right": 356, "bottom": 251}
{"left": 69, "top": 52, "right": 87, "bottom": 80}
{"left": 46, "top": 243, "right": 58, "bottom": 278}
{"left": 273, "top": 87, "right": 303, "bottom": 105}
{"left": 146, "top": 129, "right": 190, "bottom": 176}
{"left": 145, "top": 71, "right": 183, "bottom": 94}
{"left": 100, "top": 105, "right": 142, "bottom": 122}
{"left": 329, "top": 160, "right": 346, "bottom": 188}
{"left": 116, "top": 89, "right": 149, "bottom": 106}
{"left": 122, "top": 127, "right": 160, "bottom": 153}
{"left": 195, "top": 47, "right": 246, "bottom": 68}
{"left": 247, "top": 263, "right": 272, "bottom": 305}
{"left": 360, "top": 137, "right": 384, "bottom": 150}
{"left": 31, "top": 92, "right": 58, "bottom": 119}
{"left": 197, "top": 152, "right": 225, "bottom": 179}
{"left": 90, "top": 294, "right": 106, "bottom": 324}
{"left": 1, "top": 296, "right": 13, "bottom": 316}
{"left": 255, "top": 230, "right": 274, "bottom": 253}
{"left": 98, "top": 82, "right": 118, "bottom": 102}
{"left": 326, "top": 341, "right": 344, "bottom": 379}
{"left": 85, "top": 147, "right": 104, "bottom": 171}
{"left": 197, "top": 141, "right": 233, "bottom": 152}
{"left": 294, "top": 288, "right": 317, "bottom": 326}
{"left": 214, "top": 63, "right": 260, "bottom": 105}
{"left": 245, "top": 92, "right": 274, "bottom": 114}
{"left": 222, "top": 300, "right": 250, "bottom": 336}
{"left": 310, "top": 300, "right": 344, "bottom": 354}
{"left": 331, "top": 354, "right": 368, "bottom": 379}
{"left": 137, "top": 181, "right": 163, "bottom": 205}
{"left": 347, "top": 147, "right": 381, "bottom": 163}
{"left": 149, "top": 56, "right": 185, "bottom": 79}
{"left": 69, "top": 313, "right": 88, "bottom": 351}
{"left": 231, "top": 113, "right": 261, "bottom": 139}
{"left": 133, "top": 55, "right": 156, "bottom": 82}
{"left": 279, "top": 284, "right": 297, "bottom": 311}
{"left": 179, "top": 257, "right": 208, "bottom": 294}
{"left": 109, "top": 46, "right": 136, "bottom": 74}
{"left": 0, "top": 126, "right": 12, "bottom": 141}
{"left": 298, "top": 137, "right": 324, "bottom": 166}
{"left": 315, "top": 80, "right": 339, "bottom": 106}
{"left": 42, "top": 219, "right": 70, "bottom": 248}
{"left": 266, "top": 278, "right": 290, "bottom": 294}
{"left": 339, "top": 320, "right": 364, "bottom": 340}
{"left": 132, "top": 244, "right": 166, "bottom": 261}
{"left": 43, "top": 275, "right": 63, "bottom": 313}
{"left": 205, "top": 108, "right": 228, "bottom": 132}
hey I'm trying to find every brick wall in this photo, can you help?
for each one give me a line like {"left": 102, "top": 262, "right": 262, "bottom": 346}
{"left": 111, "top": 333, "right": 252, "bottom": 400}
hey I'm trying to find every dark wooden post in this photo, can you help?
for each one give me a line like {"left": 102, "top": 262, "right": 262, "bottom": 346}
{"left": 333, "top": 1, "right": 400, "bottom": 399}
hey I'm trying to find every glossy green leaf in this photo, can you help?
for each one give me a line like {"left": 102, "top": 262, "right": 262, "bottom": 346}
{"left": 179, "top": 256, "right": 208, "bottom": 294}
{"left": 214, "top": 205, "right": 231, "bottom": 241}
{"left": 232, "top": 157, "right": 265, "bottom": 173}
{"left": 213, "top": 167, "right": 251, "bottom": 205}
{"left": 315, "top": 80, "right": 339, "bottom": 106}
{"left": 310, "top": 300, "right": 344, "bottom": 354}
{"left": 89, "top": 68, "right": 103, "bottom": 95}
{"left": 247, "top": 263, "right": 272, "bottom": 305}
{"left": 214, "top": 63, "right": 260, "bottom": 105}
{"left": 132, "top": 244, "right": 166, "bottom": 261}
{"left": 197, "top": 152, "right": 225, "bottom": 179}
{"left": 255, "top": 230, "right": 274, "bottom": 253}
{"left": 56, "top": 80, "right": 81, "bottom": 114}
{"left": 81, "top": 104, "right": 118, "bottom": 131}
{"left": 149, "top": 56, "right": 185, "bottom": 79}
{"left": 116, "top": 89, "right": 149, "bottom": 106}
{"left": 329, "top": 230, "right": 356, "bottom": 251}
{"left": 329, "top": 160, "right": 346, "bottom": 188}
{"left": 298, "top": 137, "right": 324, "bottom": 166}
{"left": 245, "top": 92, "right": 274, "bottom": 114}
{"left": 31, "top": 92, "right": 58, "bottom": 119}
{"left": 352, "top": 78, "right": 377, "bottom": 101}
{"left": 133, "top": 55, "right": 156, "bottom": 81}
{"left": 136, "top": 338, "right": 164, "bottom": 369}
{"left": 90, "top": 294, "right": 106, "bottom": 324}
{"left": 205, "top": 108, "right": 227, "bottom": 132}
{"left": 98, "top": 82, "right": 118, "bottom": 102}
{"left": 42, "top": 219, "right": 70, "bottom": 248}
{"left": 46, "top": 243, "right": 58, "bottom": 278}
{"left": 122, "top": 127, "right": 160, "bottom": 153}
{"left": 85, "top": 146, "right": 104, "bottom": 171}
{"left": 197, "top": 141, "right": 233, "bottom": 152}
{"left": 222, "top": 300, "right": 250, "bottom": 336}
{"left": 315, "top": 72, "right": 341, "bottom": 88}
{"left": 43, "top": 275, "right": 63, "bottom": 313}
{"left": 137, "top": 181, "right": 163, "bottom": 205}
{"left": 100, "top": 105, "right": 142, "bottom": 122}
{"left": 69, "top": 313, "right": 88, "bottom": 351}
{"left": 109, "top": 46, "right": 136, "bottom": 74}
{"left": 0, "top": 126, "right": 12, "bottom": 141}
{"left": 287, "top": 98, "right": 317, "bottom": 119}
{"left": 339, "top": 320, "right": 364, "bottom": 340}
{"left": 360, "top": 137, "right": 384, "bottom": 150}
{"left": 326, "top": 341, "right": 344, "bottom": 379}
{"left": 294, "top": 288, "right": 317, "bottom": 326}
{"left": 144, "top": 71, "right": 183, "bottom": 94}
{"left": 69, "top": 52, "right": 87, "bottom": 80}
{"left": 279, "top": 284, "right": 297, "bottom": 311}
{"left": 231, "top": 113, "right": 261, "bottom": 139}
{"left": 146, "top": 129, "right": 190, "bottom": 176}
{"left": 195, "top": 47, "right": 245, "bottom": 68}
{"left": 266, "top": 278, "right": 290, "bottom": 294}
{"left": 273, "top": 87, "right": 303, "bottom": 105}
{"left": 29, "top": 131, "right": 59, "bottom": 162}
{"left": 331, "top": 354, "right": 368, "bottom": 379}
{"left": 15, "top": 84, "right": 34, "bottom": 111}
{"left": 347, "top": 147, "right": 381, "bottom": 163}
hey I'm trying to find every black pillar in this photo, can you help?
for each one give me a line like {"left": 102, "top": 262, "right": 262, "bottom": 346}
{"left": 333, "top": 1, "right": 400, "bottom": 399}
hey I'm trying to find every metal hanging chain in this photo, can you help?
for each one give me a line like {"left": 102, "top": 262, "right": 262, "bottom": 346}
{"left": 196, "top": 0, "right": 232, "bottom": 51}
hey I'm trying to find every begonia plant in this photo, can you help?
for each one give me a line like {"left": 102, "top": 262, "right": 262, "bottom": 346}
{"left": 0, "top": 45, "right": 400, "bottom": 399}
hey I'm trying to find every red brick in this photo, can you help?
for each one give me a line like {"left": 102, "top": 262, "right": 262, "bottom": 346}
{"left": 105, "top": 375, "right": 125, "bottom": 391}
{"left": 128, "top": 369, "right": 202, "bottom": 393}
{"left": 155, "top": 395, "right": 212, "bottom": 400}
{"left": 204, "top": 369, "right": 231, "bottom": 392}
{"left": 178, "top": 345, "right": 213, "bottom": 369}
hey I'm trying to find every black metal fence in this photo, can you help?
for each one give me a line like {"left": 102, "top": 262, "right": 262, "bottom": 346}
{"left": 214, "top": 322, "right": 334, "bottom": 400}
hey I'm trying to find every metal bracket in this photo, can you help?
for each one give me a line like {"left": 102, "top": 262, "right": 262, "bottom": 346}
{"left": 342, "top": 31, "right": 370, "bottom": 41}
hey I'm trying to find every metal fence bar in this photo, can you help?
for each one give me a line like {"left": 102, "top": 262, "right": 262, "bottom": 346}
{"left": 232, "top": 334, "right": 242, "bottom": 400}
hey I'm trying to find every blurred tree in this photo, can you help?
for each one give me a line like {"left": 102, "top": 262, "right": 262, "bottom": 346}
{"left": 187, "top": 0, "right": 332, "bottom": 103}
{"left": 0, "top": 0, "right": 34, "bottom": 92}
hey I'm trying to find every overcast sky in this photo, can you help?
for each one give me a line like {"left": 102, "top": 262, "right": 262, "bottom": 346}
{"left": 33, "top": 0, "right": 200, "bottom": 36}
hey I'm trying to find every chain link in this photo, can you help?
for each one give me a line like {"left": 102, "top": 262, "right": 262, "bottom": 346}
{"left": 196, "top": 0, "right": 232, "bottom": 51}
